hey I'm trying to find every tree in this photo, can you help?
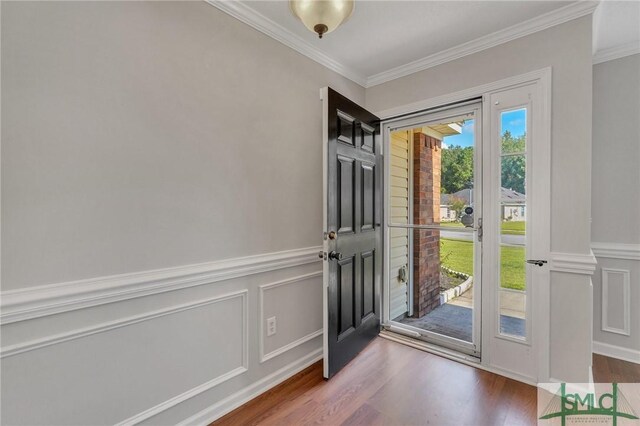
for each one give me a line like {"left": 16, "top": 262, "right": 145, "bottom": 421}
{"left": 441, "top": 145, "right": 473, "bottom": 194}
{"left": 500, "top": 131, "right": 526, "bottom": 194}
{"left": 449, "top": 196, "right": 466, "bottom": 220}
{"left": 440, "top": 130, "right": 526, "bottom": 195}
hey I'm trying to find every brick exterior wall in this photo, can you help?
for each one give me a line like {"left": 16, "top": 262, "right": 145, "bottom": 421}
{"left": 412, "top": 132, "right": 442, "bottom": 318}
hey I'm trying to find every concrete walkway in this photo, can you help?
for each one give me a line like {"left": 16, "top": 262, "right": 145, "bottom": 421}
{"left": 448, "top": 287, "right": 525, "bottom": 319}
{"left": 399, "top": 285, "right": 526, "bottom": 341}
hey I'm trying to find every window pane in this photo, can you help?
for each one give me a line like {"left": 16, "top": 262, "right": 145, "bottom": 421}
{"left": 501, "top": 155, "right": 526, "bottom": 196}
{"left": 499, "top": 290, "right": 526, "bottom": 337}
{"left": 498, "top": 107, "right": 527, "bottom": 340}
{"left": 500, "top": 109, "right": 526, "bottom": 154}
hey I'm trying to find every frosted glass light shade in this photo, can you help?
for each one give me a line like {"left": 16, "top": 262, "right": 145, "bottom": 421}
{"left": 289, "top": 0, "right": 355, "bottom": 38}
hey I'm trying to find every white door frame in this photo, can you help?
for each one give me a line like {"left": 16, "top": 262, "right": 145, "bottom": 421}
{"left": 376, "top": 68, "right": 552, "bottom": 384}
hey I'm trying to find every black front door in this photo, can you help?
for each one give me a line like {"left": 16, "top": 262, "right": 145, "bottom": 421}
{"left": 322, "top": 87, "right": 382, "bottom": 379}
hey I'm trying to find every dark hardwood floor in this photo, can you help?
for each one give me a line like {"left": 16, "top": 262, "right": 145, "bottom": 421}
{"left": 214, "top": 338, "right": 640, "bottom": 425}
{"left": 592, "top": 353, "right": 640, "bottom": 383}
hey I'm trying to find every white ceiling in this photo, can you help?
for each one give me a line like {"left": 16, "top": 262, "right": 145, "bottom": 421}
{"left": 246, "top": 0, "right": 571, "bottom": 76}
{"left": 214, "top": 1, "right": 640, "bottom": 86}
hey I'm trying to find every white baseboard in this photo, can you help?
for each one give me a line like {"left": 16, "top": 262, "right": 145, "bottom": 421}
{"left": 177, "top": 348, "right": 323, "bottom": 426}
{"left": 593, "top": 341, "right": 640, "bottom": 365}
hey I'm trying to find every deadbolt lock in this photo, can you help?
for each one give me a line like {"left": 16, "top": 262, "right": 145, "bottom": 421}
{"left": 328, "top": 231, "right": 337, "bottom": 240}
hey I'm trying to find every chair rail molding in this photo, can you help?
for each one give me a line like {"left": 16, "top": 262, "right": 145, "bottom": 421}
{"left": 1, "top": 246, "right": 321, "bottom": 325}
{"left": 591, "top": 242, "right": 640, "bottom": 261}
{"left": 550, "top": 251, "right": 598, "bottom": 275}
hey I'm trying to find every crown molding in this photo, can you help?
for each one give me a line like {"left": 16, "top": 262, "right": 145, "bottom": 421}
{"left": 207, "top": 1, "right": 597, "bottom": 89}
{"left": 593, "top": 41, "right": 640, "bottom": 65}
{"left": 204, "top": 0, "right": 367, "bottom": 87}
{"left": 365, "top": 1, "right": 598, "bottom": 87}
{"left": 0, "top": 246, "right": 321, "bottom": 325}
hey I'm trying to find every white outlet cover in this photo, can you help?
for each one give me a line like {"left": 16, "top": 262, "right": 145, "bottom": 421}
{"left": 267, "top": 316, "right": 276, "bottom": 336}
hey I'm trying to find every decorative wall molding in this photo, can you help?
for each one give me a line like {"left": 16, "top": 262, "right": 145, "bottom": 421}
{"left": 3, "top": 290, "right": 250, "bottom": 425}
{"left": 177, "top": 348, "right": 323, "bottom": 426}
{"left": 115, "top": 290, "right": 249, "bottom": 426}
{"left": 366, "top": 1, "right": 597, "bottom": 87}
{"left": 1, "top": 290, "right": 248, "bottom": 359}
{"left": 593, "top": 41, "right": 640, "bottom": 65}
{"left": 593, "top": 341, "right": 640, "bottom": 365}
{"left": 550, "top": 251, "right": 598, "bottom": 275}
{"left": 205, "top": 0, "right": 597, "bottom": 89}
{"left": 259, "top": 271, "right": 323, "bottom": 363}
{"left": 1, "top": 246, "right": 321, "bottom": 325}
{"left": 601, "top": 268, "right": 631, "bottom": 336}
{"left": 591, "top": 242, "right": 640, "bottom": 261}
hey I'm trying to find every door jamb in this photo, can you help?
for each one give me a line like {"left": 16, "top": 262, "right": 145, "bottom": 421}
{"left": 376, "top": 68, "right": 552, "bottom": 383}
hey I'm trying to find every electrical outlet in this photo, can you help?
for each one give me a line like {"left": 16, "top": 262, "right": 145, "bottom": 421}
{"left": 267, "top": 316, "right": 277, "bottom": 336}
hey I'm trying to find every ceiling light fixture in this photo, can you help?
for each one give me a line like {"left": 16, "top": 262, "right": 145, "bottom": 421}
{"left": 289, "top": 0, "right": 355, "bottom": 39}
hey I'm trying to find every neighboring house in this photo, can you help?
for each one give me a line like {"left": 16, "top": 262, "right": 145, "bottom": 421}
{"left": 440, "top": 187, "right": 525, "bottom": 221}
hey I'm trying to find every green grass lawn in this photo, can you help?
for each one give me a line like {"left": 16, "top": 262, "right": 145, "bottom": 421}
{"left": 440, "top": 220, "right": 526, "bottom": 235}
{"left": 500, "top": 221, "right": 526, "bottom": 235}
{"left": 440, "top": 238, "right": 525, "bottom": 291}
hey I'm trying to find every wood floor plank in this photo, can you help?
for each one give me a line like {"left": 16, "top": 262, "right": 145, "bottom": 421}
{"left": 214, "top": 339, "right": 640, "bottom": 425}
{"left": 592, "top": 353, "right": 640, "bottom": 382}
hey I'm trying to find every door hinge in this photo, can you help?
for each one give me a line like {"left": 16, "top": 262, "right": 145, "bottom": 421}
{"left": 477, "top": 218, "right": 483, "bottom": 242}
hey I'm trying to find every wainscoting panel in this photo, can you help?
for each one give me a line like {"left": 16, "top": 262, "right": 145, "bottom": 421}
{"left": 0, "top": 249, "right": 325, "bottom": 425}
{"left": 1, "top": 291, "right": 248, "bottom": 425}
{"left": 259, "top": 272, "right": 323, "bottom": 363}
{"left": 601, "top": 268, "right": 631, "bottom": 336}
{"left": 592, "top": 243, "right": 640, "bottom": 364}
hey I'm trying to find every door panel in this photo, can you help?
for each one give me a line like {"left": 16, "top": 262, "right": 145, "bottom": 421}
{"left": 362, "top": 250, "right": 375, "bottom": 318}
{"left": 323, "top": 87, "right": 382, "bottom": 379}
{"left": 361, "top": 163, "right": 375, "bottom": 231}
{"left": 338, "top": 155, "right": 355, "bottom": 234}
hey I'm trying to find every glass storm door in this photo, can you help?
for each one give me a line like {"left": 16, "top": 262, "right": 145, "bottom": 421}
{"left": 382, "top": 102, "right": 483, "bottom": 357}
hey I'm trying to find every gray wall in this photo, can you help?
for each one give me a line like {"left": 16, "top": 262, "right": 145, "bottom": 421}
{"left": 1, "top": 1, "right": 363, "bottom": 291}
{"left": 1, "top": 2, "right": 361, "bottom": 424}
{"left": 367, "top": 16, "right": 594, "bottom": 382}
{"left": 591, "top": 54, "right": 640, "bottom": 245}
{"left": 591, "top": 54, "right": 640, "bottom": 362}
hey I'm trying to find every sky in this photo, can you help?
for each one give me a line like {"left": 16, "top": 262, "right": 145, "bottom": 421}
{"left": 442, "top": 108, "right": 526, "bottom": 149}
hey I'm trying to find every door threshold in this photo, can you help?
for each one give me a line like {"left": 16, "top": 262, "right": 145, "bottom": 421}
{"left": 379, "top": 329, "right": 480, "bottom": 364}
{"left": 379, "top": 330, "right": 538, "bottom": 386}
